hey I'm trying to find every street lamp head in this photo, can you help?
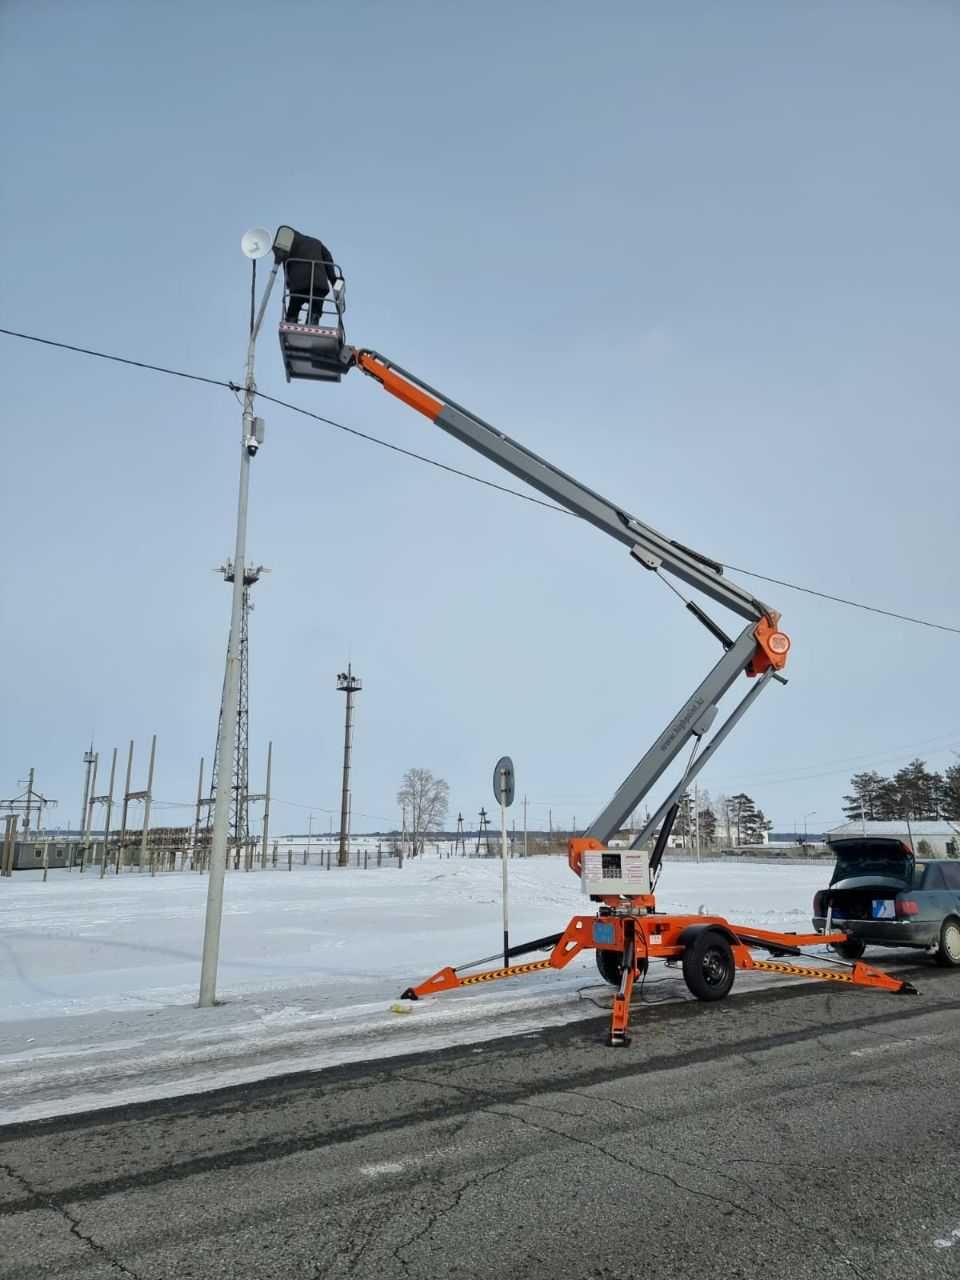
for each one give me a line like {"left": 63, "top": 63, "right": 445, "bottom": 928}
{"left": 240, "top": 227, "right": 273, "bottom": 260}
{"left": 272, "top": 225, "right": 296, "bottom": 262}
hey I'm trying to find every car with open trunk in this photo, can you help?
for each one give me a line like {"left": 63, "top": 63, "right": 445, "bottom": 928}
{"left": 812, "top": 836, "right": 960, "bottom": 965}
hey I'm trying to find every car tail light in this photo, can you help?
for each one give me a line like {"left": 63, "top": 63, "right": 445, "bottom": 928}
{"left": 897, "top": 899, "right": 920, "bottom": 916}
{"left": 813, "top": 891, "right": 825, "bottom": 915}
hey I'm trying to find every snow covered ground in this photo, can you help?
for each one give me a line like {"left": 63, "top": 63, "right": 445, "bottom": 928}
{"left": 0, "top": 856, "right": 836, "bottom": 1124}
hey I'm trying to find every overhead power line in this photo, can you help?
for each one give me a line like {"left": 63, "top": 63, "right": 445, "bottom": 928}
{"left": 3, "top": 324, "right": 958, "bottom": 636}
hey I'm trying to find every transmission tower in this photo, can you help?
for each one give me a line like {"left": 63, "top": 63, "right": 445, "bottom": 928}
{"left": 1, "top": 768, "right": 56, "bottom": 832}
{"left": 476, "top": 807, "right": 492, "bottom": 856}
{"left": 207, "top": 560, "right": 269, "bottom": 867}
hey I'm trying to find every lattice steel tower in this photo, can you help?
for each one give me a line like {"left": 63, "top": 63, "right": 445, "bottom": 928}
{"left": 208, "top": 561, "right": 268, "bottom": 862}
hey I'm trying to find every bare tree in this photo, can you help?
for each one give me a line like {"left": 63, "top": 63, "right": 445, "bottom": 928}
{"left": 397, "top": 768, "right": 449, "bottom": 856}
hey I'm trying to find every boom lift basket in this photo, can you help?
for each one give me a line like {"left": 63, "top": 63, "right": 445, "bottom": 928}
{"left": 278, "top": 258, "right": 352, "bottom": 383}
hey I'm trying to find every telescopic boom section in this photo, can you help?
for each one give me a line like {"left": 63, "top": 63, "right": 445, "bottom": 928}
{"left": 354, "top": 347, "right": 791, "bottom": 848}
{"left": 355, "top": 351, "right": 789, "bottom": 644}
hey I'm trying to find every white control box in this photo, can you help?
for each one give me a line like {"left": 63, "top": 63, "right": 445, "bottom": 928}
{"left": 580, "top": 849, "right": 651, "bottom": 897}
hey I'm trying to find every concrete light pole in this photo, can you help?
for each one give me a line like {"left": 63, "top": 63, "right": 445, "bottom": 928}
{"left": 199, "top": 229, "right": 281, "bottom": 1009}
{"left": 336, "top": 665, "right": 362, "bottom": 866}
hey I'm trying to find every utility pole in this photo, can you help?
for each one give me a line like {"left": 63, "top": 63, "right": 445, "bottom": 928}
{"left": 81, "top": 752, "right": 98, "bottom": 872}
{"left": 453, "top": 812, "right": 466, "bottom": 856}
{"left": 94, "top": 748, "right": 118, "bottom": 878}
{"left": 336, "top": 665, "right": 362, "bottom": 866}
{"left": 117, "top": 740, "right": 134, "bottom": 875}
{"left": 523, "top": 794, "right": 528, "bottom": 858}
{"left": 78, "top": 746, "right": 96, "bottom": 871}
{"left": 476, "top": 808, "right": 492, "bottom": 856}
{"left": 2, "top": 814, "right": 16, "bottom": 877}
{"left": 260, "top": 741, "right": 272, "bottom": 870}
{"left": 199, "top": 229, "right": 280, "bottom": 1009}
{"left": 205, "top": 561, "right": 269, "bottom": 868}
{"left": 136, "top": 735, "right": 157, "bottom": 875}
{"left": 694, "top": 782, "right": 701, "bottom": 864}
{"left": 2, "top": 768, "right": 56, "bottom": 834}
{"left": 244, "top": 739, "right": 271, "bottom": 871}
{"left": 193, "top": 757, "right": 205, "bottom": 871}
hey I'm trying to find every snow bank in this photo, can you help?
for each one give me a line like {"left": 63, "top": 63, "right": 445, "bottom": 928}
{"left": 0, "top": 857, "right": 830, "bottom": 1123}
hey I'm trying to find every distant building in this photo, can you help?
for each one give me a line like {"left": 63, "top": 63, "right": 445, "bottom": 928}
{"left": 826, "top": 820, "right": 960, "bottom": 857}
{"left": 9, "top": 838, "right": 74, "bottom": 870}
{"left": 768, "top": 831, "right": 827, "bottom": 847}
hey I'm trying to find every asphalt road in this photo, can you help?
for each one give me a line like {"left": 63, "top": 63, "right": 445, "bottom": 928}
{"left": 1, "top": 961, "right": 959, "bottom": 1280}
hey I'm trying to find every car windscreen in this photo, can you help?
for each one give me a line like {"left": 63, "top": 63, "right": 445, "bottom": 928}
{"left": 829, "top": 840, "right": 913, "bottom": 885}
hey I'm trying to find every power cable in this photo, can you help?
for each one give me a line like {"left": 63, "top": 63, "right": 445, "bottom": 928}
{"left": 3, "top": 325, "right": 958, "bottom": 636}
{"left": 0, "top": 327, "right": 234, "bottom": 391}
{"left": 721, "top": 564, "right": 960, "bottom": 636}
{"left": 253, "top": 389, "right": 566, "bottom": 513}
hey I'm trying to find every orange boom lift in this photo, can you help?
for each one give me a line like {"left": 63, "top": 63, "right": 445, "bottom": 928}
{"left": 271, "top": 231, "right": 918, "bottom": 1045}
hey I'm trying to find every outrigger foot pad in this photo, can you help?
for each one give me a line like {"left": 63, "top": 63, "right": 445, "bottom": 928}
{"left": 897, "top": 982, "right": 919, "bottom": 995}
{"left": 607, "top": 1033, "right": 631, "bottom": 1048}
{"left": 400, "top": 988, "right": 418, "bottom": 1000}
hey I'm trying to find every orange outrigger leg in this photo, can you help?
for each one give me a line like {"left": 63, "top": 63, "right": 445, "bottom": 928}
{"left": 400, "top": 904, "right": 918, "bottom": 1047}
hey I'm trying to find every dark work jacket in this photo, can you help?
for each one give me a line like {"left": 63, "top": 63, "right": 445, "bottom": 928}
{"left": 285, "top": 231, "right": 338, "bottom": 297}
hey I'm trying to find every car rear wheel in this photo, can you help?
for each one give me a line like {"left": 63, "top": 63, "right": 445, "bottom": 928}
{"left": 830, "top": 937, "right": 866, "bottom": 961}
{"left": 595, "top": 948, "right": 647, "bottom": 987}
{"left": 935, "top": 917, "right": 960, "bottom": 968}
{"left": 681, "top": 929, "right": 736, "bottom": 1002}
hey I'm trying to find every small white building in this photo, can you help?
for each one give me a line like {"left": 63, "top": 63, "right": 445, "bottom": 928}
{"left": 826, "top": 820, "right": 960, "bottom": 857}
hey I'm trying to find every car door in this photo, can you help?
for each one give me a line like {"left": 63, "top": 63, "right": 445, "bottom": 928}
{"left": 939, "top": 861, "right": 960, "bottom": 918}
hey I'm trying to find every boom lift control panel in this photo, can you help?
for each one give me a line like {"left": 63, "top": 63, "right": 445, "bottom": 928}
{"left": 268, "top": 232, "right": 918, "bottom": 1045}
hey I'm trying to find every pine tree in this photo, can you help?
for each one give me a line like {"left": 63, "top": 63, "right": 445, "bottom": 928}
{"left": 698, "top": 805, "right": 717, "bottom": 846}
{"left": 722, "top": 794, "right": 769, "bottom": 845}
{"left": 893, "top": 759, "right": 940, "bottom": 821}
{"left": 940, "top": 764, "right": 960, "bottom": 821}
{"left": 675, "top": 793, "right": 695, "bottom": 847}
{"left": 842, "top": 771, "right": 887, "bottom": 821}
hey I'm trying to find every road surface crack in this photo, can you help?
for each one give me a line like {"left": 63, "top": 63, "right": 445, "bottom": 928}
{"left": 489, "top": 1103, "right": 764, "bottom": 1222}
{"left": 0, "top": 1160, "right": 143, "bottom": 1278}
{"left": 390, "top": 1160, "right": 512, "bottom": 1275}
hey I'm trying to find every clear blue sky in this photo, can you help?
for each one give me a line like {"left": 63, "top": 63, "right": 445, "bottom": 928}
{"left": 2, "top": 0, "right": 958, "bottom": 836}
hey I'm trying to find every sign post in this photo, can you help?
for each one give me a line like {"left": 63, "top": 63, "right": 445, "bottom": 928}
{"left": 493, "top": 756, "right": 515, "bottom": 968}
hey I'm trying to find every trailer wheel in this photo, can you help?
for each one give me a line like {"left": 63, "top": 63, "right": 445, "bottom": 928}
{"left": 595, "top": 949, "right": 648, "bottom": 987}
{"left": 682, "top": 929, "right": 735, "bottom": 1002}
{"left": 830, "top": 937, "right": 866, "bottom": 961}
{"left": 935, "top": 917, "right": 960, "bottom": 968}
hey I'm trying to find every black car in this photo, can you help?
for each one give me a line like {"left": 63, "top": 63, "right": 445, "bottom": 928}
{"left": 812, "top": 836, "right": 960, "bottom": 965}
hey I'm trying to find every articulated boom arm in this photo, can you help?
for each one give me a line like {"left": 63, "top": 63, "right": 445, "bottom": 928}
{"left": 351, "top": 347, "right": 790, "bottom": 848}
{"left": 356, "top": 352, "right": 773, "bottom": 625}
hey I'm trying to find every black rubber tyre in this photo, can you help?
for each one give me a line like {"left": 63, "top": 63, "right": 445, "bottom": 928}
{"left": 831, "top": 937, "right": 866, "bottom": 961}
{"left": 595, "top": 949, "right": 648, "bottom": 987}
{"left": 681, "top": 929, "right": 736, "bottom": 1002}
{"left": 935, "top": 917, "right": 960, "bottom": 968}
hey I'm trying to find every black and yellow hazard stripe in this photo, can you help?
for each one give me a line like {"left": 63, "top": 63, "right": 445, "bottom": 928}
{"left": 751, "top": 960, "right": 854, "bottom": 983}
{"left": 460, "top": 959, "right": 554, "bottom": 986}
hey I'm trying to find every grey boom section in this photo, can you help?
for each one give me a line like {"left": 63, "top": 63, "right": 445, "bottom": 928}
{"left": 585, "top": 625, "right": 759, "bottom": 846}
{"left": 363, "top": 352, "right": 770, "bottom": 624}
{"left": 629, "top": 668, "right": 774, "bottom": 850}
{"left": 433, "top": 401, "right": 766, "bottom": 622}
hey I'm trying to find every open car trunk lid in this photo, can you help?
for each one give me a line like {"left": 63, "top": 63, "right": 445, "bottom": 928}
{"left": 822, "top": 837, "right": 914, "bottom": 921}
{"left": 828, "top": 837, "right": 914, "bottom": 889}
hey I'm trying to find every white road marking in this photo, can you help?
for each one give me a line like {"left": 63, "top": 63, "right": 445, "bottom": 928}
{"left": 359, "top": 1162, "right": 405, "bottom": 1178}
{"left": 933, "top": 1227, "right": 960, "bottom": 1249}
{"left": 849, "top": 1033, "right": 942, "bottom": 1058}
